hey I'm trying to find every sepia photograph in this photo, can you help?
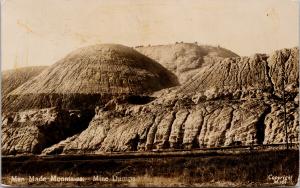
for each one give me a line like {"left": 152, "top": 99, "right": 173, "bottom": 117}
{"left": 1, "top": 0, "right": 299, "bottom": 187}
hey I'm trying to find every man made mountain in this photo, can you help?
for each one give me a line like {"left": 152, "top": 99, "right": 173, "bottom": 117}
{"left": 177, "top": 47, "right": 298, "bottom": 99}
{"left": 1, "top": 44, "right": 298, "bottom": 155}
{"left": 52, "top": 48, "right": 299, "bottom": 154}
{"left": 3, "top": 44, "right": 178, "bottom": 112}
{"left": 136, "top": 43, "right": 239, "bottom": 84}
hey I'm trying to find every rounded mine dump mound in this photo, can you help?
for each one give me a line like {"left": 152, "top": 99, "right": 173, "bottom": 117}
{"left": 136, "top": 43, "right": 239, "bottom": 84}
{"left": 5, "top": 44, "right": 178, "bottom": 111}
{"left": 11, "top": 44, "right": 178, "bottom": 95}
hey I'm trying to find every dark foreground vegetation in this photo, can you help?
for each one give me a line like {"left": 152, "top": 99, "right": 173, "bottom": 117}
{"left": 2, "top": 149, "right": 298, "bottom": 187}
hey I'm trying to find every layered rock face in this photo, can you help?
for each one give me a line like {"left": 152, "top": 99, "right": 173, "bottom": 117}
{"left": 2, "top": 44, "right": 299, "bottom": 155}
{"left": 264, "top": 102, "right": 299, "bottom": 144}
{"left": 60, "top": 99, "right": 270, "bottom": 153}
{"left": 58, "top": 100, "right": 297, "bottom": 154}
{"left": 2, "top": 107, "right": 94, "bottom": 155}
{"left": 177, "top": 47, "right": 298, "bottom": 100}
{"left": 268, "top": 48, "right": 299, "bottom": 96}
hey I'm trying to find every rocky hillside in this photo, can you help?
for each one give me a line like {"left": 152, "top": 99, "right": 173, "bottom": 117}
{"left": 136, "top": 43, "right": 239, "bottom": 84}
{"left": 177, "top": 47, "right": 298, "bottom": 99}
{"left": 51, "top": 99, "right": 297, "bottom": 154}
{"left": 2, "top": 107, "right": 94, "bottom": 155}
{"left": 1, "top": 45, "right": 298, "bottom": 155}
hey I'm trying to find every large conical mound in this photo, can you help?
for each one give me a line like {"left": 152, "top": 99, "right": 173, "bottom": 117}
{"left": 4, "top": 44, "right": 178, "bottom": 111}
{"left": 11, "top": 44, "right": 178, "bottom": 95}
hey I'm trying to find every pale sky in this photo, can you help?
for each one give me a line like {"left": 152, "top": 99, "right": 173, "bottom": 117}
{"left": 1, "top": 0, "right": 299, "bottom": 70}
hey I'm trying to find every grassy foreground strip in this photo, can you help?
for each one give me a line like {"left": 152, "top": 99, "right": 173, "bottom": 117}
{"left": 2, "top": 149, "right": 299, "bottom": 187}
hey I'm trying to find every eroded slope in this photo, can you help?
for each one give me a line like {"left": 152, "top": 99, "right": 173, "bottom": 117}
{"left": 136, "top": 43, "right": 239, "bottom": 84}
{"left": 2, "top": 47, "right": 298, "bottom": 155}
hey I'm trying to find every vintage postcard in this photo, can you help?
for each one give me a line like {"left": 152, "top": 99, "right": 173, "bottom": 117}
{"left": 1, "top": 0, "right": 299, "bottom": 187}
